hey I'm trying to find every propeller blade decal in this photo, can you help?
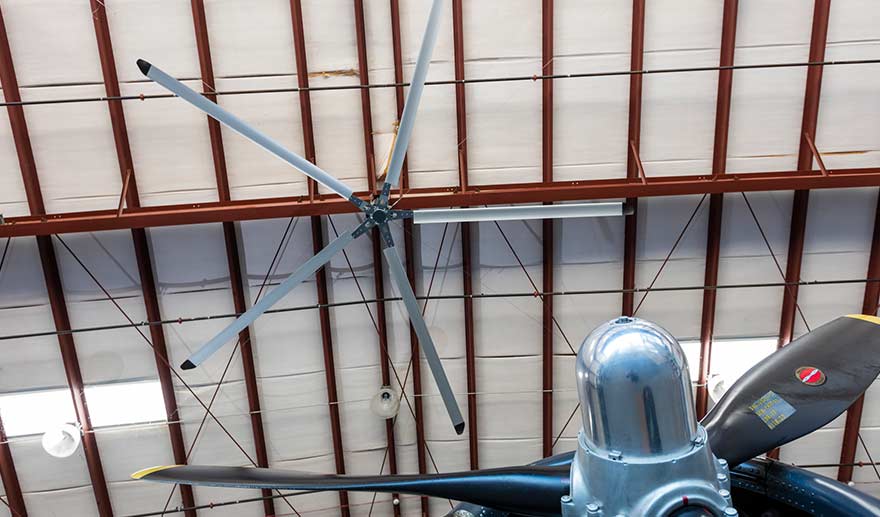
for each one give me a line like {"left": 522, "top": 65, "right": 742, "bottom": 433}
{"left": 182, "top": 222, "right": 364, "bottom": 369}
{"left": 136, "top": 59, "right": 357, "bottom": 203}
{"left": 703, "top": 314, "right": 880, "bottom": 467}
{"left": 133, "top": 464, "right": 569, "bottom": 516}
{"left": 382, "top": 243, "right": 465, "bottom": 434}
{"left": 380, "top": 0, "right": 446, "bottom": 196}
{"left": 412, "top": 202, "right": 626, "bottom": 225}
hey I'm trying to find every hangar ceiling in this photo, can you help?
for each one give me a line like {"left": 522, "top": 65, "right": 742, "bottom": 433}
{"left": 0, "top": 0, "right": 879, "bottom": 516}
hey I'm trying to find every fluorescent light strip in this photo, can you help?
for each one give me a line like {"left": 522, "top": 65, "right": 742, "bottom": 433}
{"left": 0, "top": 380, "right": 166, "bottom": 437}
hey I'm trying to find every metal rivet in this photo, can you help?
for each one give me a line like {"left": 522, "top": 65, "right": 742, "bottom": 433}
{"left": 561, "top": 495, "right": 572, "bottom": 503}
{"left": 717, "top": 473, "right": 728, "bottom": 482}
{"left": 586, "top": 503, "right": 600, "bottom": 512}
{"left": 719, "top": 489, "right": 730, "bottom": 498}
{"left": 724, "top": 507, "right": 738, "bottom": 516}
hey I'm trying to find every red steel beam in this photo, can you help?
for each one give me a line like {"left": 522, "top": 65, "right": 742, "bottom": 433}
{"left": 838, "top": 198, "right": 880, "bottom": 482}
{"left": 461, "top": 222, "right": 478, "bottom": 469}
{"left": 190, "top": 1, "right": 275, "bottom": 514}
{"left": 0, "top": 416, "right": 26, "bottom": 517}
{"left": 389, "top": 1, "right": 429, "bottom": 514}
{"left": 451, "top": 0, "right": 478, "bottom": 469}
{"left": 0, "top": 9, "right": 28, "bottom": 517}
{"left": 778, "top": 0, "right": 830, "bottom": 350}
{"left": 452, "top": 0, "right": 469, "bottom": 191}
{"left": 0, "top": 6, "right": 113, "bottom": 516}
{"left": 5, "top": 168, "right": 878, "bottom": 239}
{"left": 771, "top": 0, "right": 830, "bottom": 461}
{"left": 403, "top": 218, "right": 429, "bottom": 516}
{"left": 310, "top": 216, "right": 350, "bottom": 516}
{"left": 353, "top": 0, "right": 379, "bottom": 192}
{"left": 89, "top": 3, "right": 197, "bottom": 514}
{"left": 289, "top": 3, "right": 349, "bottom": 514}
{"left": 541, "top": 0, "right": 555, "bottom": 458}
{"left": 622, "top": 0, "right": 646, "bottom": 316}
{"left": 352, "top": 2, "right": 400, "bottom": 513}
{"left": 696, "top": 0, "right": 738, "bottom": 419}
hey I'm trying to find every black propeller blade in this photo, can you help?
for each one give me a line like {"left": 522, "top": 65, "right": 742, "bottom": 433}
{"left": 133, "top": 464, "right": 569, "bottom": 517}
{"left": 703, "top": 314, "right": 880, "bottom": 467}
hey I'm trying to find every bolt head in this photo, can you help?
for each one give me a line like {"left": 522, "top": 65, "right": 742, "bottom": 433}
{"left": 724, "top": 507, "right": 738, "bottom": 516}
{"left": 560, "top": 495, "right": 572, "bottom": 503}
{"left": 586, "top": 502, "right": 600, "bottom": 511}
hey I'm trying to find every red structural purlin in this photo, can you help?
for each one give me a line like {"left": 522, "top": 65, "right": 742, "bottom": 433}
{"left": 623, "top": 0, "right": 646, "bottom": 317}
{"left": 839, "top": 200, "right": 880, "bottom": 481}
{"left": 778, "top": 0, "right": 831, "bottom": 349}
{"left": 89, "top": 2, "right": 197, "bottom": 514}
{"left": 451, "top": 0, "right": 479, "bottom": 470}
{"left": 696, "top": 0, "right": 738, "bottom": 419}
{"left": 352, "top": 2, "right": 401, "bottom": 514}
{"left": 0, "top": 6, "right": 113, "bottom": 516}
{"left": 770, "top": 0, "right": 830, "bottom": 461}
{"left": 541, "top": 0, "right": 555, "bottom": 458}
{"left": 0, "top": 8, "right": 28, "bottom": 517}
{"left": 0, "top": 417, "right": 26, "bottom": 516}
{"left": 190, "top": 1, "right": 275, "bottom": 514}
{"left": 388, "top": 1, "right": 430, "bottom": 514}
{"left": 3, "top": 168, "right": 880, "bottom": 238}
{"left": 289, "top": 1, "right": 350, "bottom": 514}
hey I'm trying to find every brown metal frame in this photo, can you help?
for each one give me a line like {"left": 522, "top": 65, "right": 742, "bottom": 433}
{"left": 541, "top": 0, "right": 555, "bottom": 458}
{"left": 6, "top": 167, "right": 879, "bottom": 239}
{"left": 0, "top": 6, "right": 113, "bottom": 516}
{"left": 89, "top": 3, "right": 197, "bottom": 514}
{"left": 189, "top": 1, "right": 276, "bottom": 514}
{"left": 351, "top": 2, "right": 402, "bottom": 513}
{"left": 0, "top": 416, "right": 26, "bottom": 517}
{"left": 696, "top": 0, "right": 738, "bottom": 419}
{"left": 622, "top": 0, "right": 646, "bottom": 317}
{"left": 288, "top": 2, "right": 350, "bottom": 514}
{"left": 769, "top": 0, "right": 830, "bottom": 461}
{"left": 0, "top": 9, "right": 28, "bottom": 516}
{"left": 778, "top": 0, "right": 831, "bottom": 349}
{"left": 387, "top": 3, "right": 429, "bottom": 513}
{"left": 838, "top": 199, "right": 880, "bottom": 481}
{"left": 451, "top": 0, "right": 479, "bottom": 470}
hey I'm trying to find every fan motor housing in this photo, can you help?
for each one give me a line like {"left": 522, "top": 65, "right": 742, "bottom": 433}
{"left": 563, "top": 317, "right": 735, "bottom": 516}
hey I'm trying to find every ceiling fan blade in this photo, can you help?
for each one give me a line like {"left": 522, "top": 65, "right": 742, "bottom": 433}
{"left": 379, "top": 0, "right": 446, "bottom": 197}
{"left": 412, "top": 202, "right": 627, "bottom": 225}
{"left": 136, "top": 59, "right": 359, "bottom": 205}
{"left": 181, "top": 221, "right": 366, "bottom": 370}
{"left": 703, "top": 314, "right": 880, "bottom": 467}
{"left": 382, "top": 242, "right": 465, "bottom": 434}
{"left": 133, "top": 464, "right": 569, "bottom": 516}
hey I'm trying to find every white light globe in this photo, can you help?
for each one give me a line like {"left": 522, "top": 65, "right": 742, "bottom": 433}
{"left": 370, "top": 386, "right": 400, "bottom": 419}
{"left": 42, "top": 423, "right": 81, "bottom": 458}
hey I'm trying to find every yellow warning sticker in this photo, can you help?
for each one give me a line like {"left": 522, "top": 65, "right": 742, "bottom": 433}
{"left": 749, "top": 390, "right": 796, "bottom": 430}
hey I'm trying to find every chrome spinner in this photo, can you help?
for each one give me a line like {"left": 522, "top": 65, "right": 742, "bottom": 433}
{"left": 562, "top": 317, "right": 737, "bottom": 516}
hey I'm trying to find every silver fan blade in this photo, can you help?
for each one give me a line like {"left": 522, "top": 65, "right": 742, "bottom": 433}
{"left": 381, "top": 0, "right": 446, "bottom": 193}
{"left": 382, "top": 243, "right": 465, "bottom": 434}
{"left": 137, "top": 59, "right": 358, "bottom": 204}
{"left": 412, "top": 202, "right": 626, "bottom": 225}
{"left": 182, "top": 221, "right": 366, "bottom": 369}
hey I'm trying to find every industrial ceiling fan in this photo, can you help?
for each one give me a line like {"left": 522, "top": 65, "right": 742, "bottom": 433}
{"left": 134, "top": 314, "right": 880, "bottom": 516}
{"left": 136, "top": 0, "right": 625, "bottom": 434}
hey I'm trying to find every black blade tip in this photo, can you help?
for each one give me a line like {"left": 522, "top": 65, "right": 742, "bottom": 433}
{"left": 136, "top": 59, "right": 152, "bottom": 75}
{"left": 454, "top": 422, "right": 465, "bottom": 435}
{"left": 181, "top": 359, "right": 196, "bottom": 370}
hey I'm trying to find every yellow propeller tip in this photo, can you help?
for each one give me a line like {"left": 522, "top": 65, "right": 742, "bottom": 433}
{"left": 846, "top": 314, "right": 880, "bottom": 325}
{"left": 131, "top": 465, "right": 180, "bottom": 480}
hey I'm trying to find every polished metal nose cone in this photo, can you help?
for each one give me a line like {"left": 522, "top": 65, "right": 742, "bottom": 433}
{"left": 576, "top": 316, "right": 697, "bottom": 457}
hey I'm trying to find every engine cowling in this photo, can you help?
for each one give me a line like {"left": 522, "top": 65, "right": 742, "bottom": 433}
{"left": 563, "top": 317, "right": 737, "bottom": 516}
